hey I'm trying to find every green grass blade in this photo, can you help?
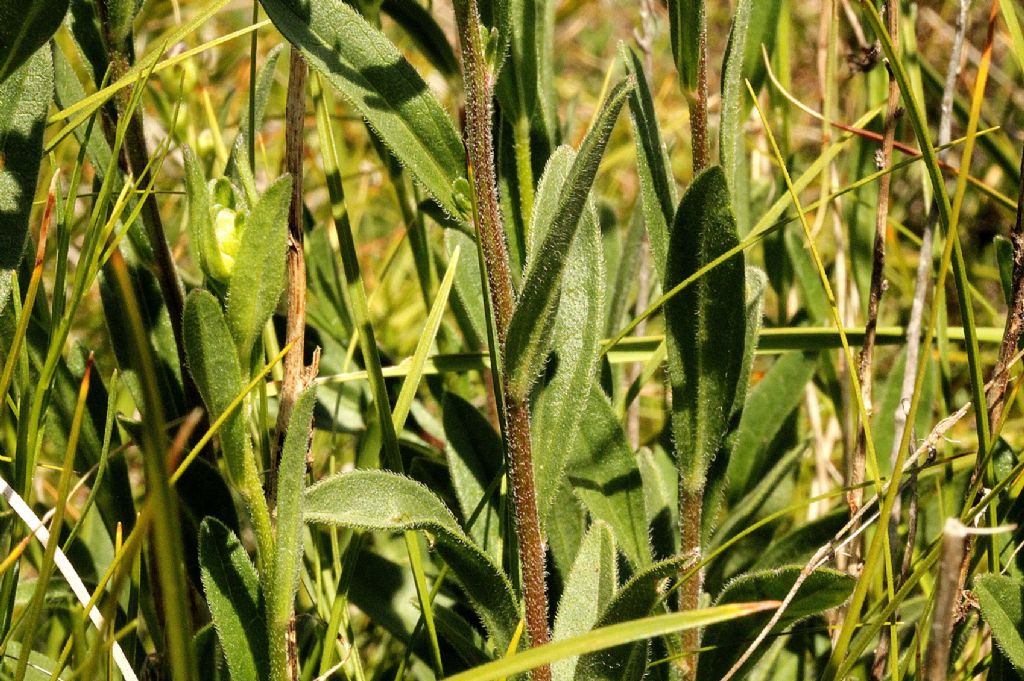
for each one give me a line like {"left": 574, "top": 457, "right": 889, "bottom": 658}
{"left": 446, "top": 602, "right": 779, "bottom": 681}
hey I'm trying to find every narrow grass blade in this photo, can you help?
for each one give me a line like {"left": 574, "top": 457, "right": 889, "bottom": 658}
{"left": 444, "top": 602, "right": 778, "bottom": 681}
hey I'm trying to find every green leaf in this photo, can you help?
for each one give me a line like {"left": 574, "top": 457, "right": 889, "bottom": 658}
{"left": 226, "top": 174, "right": 292, "bottom": 363}
{"left": 183, "top": 289, "right": 249, "bottom": 485}
{"left": 525, "top": 145, "right": 576, "bottom": 259}
{"left": 505, "top": 78, "right": 631, "bottom": 400}
{"left": 0, "top": 46, "right": 50, "bottom": 270}
{"left": 258, "top": 0, "right": 467, "bottom": 216}
{"left": 443, "top": 393, "right": 503, "bottom": 560}
{"left": 697, "top": 566, "right": 854, "bottom": 680}
{"left": 752, "top": 509, "right": 849, "bottom": 570}
{"left": 533, "top": 196, "right": 605, "bottom": 523}
{"left": 665, "top": 166, "right": 747, "bottom": 493}
{"left": 496, "top": 0, "right": 558, "bottom": 158}
{"left": 446, "top": 228, "right": 487, "bottom": 348}
{"left": 719, "top": 0, "right": 754, "bottom": 232}
{"left": 567, "top": 385, "right": 651, "bottom": 570}
{"left": 199, "top": 517, "right": 270, "bottom": 681}
{"left": 620, "top": 42, "right": 676, "bottom": 280}
{"left": 0, "top": 2, "right": 67, "bottom": 85}
{"left": 269, "top": 386, "right": 317, "bottom": 637}
{"left": 668, "top": 0, "right": 701, "bottom": 90}
{"left": 976, "top": 573, "right": 1024, "bottom": 671}
{"left": 574, "top": 554, "right": 692, "bottom": 680}
{"left": 726, "top": 351, "right": 816, "bottom": 503}
{"left": 445, "top": 602, "right": 778, "bottom": 681}
{"left": 304, "top": 470, "right": 521, "bottom": 650}
{"left": 183, "top": 145, "right": 222, "bottom": 283}
{"left": 552, "top": 522, "right": 617, "bottom": 681}
{"left": 381, "top": 0, "right": 459, "bottom": 77}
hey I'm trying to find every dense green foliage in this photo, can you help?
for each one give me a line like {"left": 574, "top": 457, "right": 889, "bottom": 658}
{"left": 1, "top": 0, "right": 1024, "bottom": 679}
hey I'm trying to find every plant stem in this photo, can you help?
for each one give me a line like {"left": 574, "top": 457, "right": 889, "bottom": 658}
{"left": 923, "top": 519, "right": 966, "bottom": 680}
{"left": 678, "top": 486, "right": 703, "bottom": 680}
{"left": 274, "top": 47, "right": 311, "bottom": 483}
{"left": 688, "top": 5, "right": 709, "bottom": 174}
{"left": 452, "top": 0, "right": 551, "bottom": 672}
{"left": 852, "top": 0, "right": 900, "bottom": 571}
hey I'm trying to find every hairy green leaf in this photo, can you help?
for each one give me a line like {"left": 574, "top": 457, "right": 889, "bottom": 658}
{"left": 976, "top": 573, "right": 1024, "bottom": 671}
{"left": 505, "top": 78, "right": 631, "bottom": 399}
{"left": 533, "top": 196, "right": 605, "bottom": 523}
{"left": 665, "top": 166, "right": 747, "bottom": 493}
{"left": 183, "top": 145, "right": 222, "bottom": 283}
{"left": 199, "top": 517, "right": 269, "bottom": 681}
{"left": 668, "top": 0, "right": 701, "bottom": 90}
{"left": 226, "top": 174, "right": 292, "bottom": 363}
{"left": 574, "top": 554, "right": 692, "bottom": 680}
{"left": 526, "top": 145, "right": 576, "bottom": 258}
{"left": 698, "top": 566, "right": 854, "bottom": 680}
{"left": 0, "top": 47, "right": 50, "bottom": 270}
{"left": 726, "top": 351, "right": 816, "bottom": 503}
{"left": 620, "top": 43, "right": 675, "bottom": 280}
{"left": 183, "top": 289, "right": 249, "bottom": 485}
{"left": 568, "top": 385, "right": 651, "bottom": 570}
{"left": 0, "top": 2, "right": 67, "bottom": 85}
{"left": 304, "top": 470, "right": 521, "bottom": 650}
{"left": 719, "top": 0, "right": 753, "bottom": 233}
{"left": 258, "top": 0, "right": 467, "bottom": 216}
{"left": 552, "top": 522, "right": 617, "bottom": 681}
{"left": 269, "top": 386, "right": 317, "bottom": 640}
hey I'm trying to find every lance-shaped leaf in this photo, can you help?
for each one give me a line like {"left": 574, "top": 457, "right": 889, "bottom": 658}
{"left": 304, "top": 470, "right": 521, "bottom": 651}
{"left": 719, "top": 0, "right": 754, "bottom": 233}
{"left": 381, "top": 0, "right": 459, "bottom": 77}
{"left": 182, "top": 289, "right": 250, "bottom": 485}
{"left": 533, "top": 195, "right": 605, "bottom": 522}
{"left": 199, "top": 517, "right": 269, "bottom": 681}
{"left": 665, "top": 166, "right": 746, "bottom": 494}
{"left": 567, "top": 385, "right": 651, "bottom": 571}
{"left": 620, "top": 42, "right": 675, "bottom": 280}
{"left": 697, "top": 566, "right": 854, "bottom": 680}
{"left": 496, "top": 0, "right": 558, "bottom": 160}
{"left": 668, "top": 0, "right": 701, "bottom": 90}
{"left": 574, "top": 554, "right": 692, "bottom": 680}
{"left": 0, "top": 2, "right": 67, "bottom": 85}
{"left": 0, "top": 47, "right": 50, "bottom": 270}
{"left": 226, "top": 175, "right": 292, "bottom": 363}
{"left": 258, "top": 0, "right": 467, "bottom": 216}
{"left": 975, "top": 573, "right": 1024, "bottom": 671}
{"left": 505, "top": 78, "right": 631, "bottom": 400}
{"left": 552, "top": 522, "right": 617, "bottom": 681}
{"left": 269, "top": 386, "right": 317, "bottom": 646}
